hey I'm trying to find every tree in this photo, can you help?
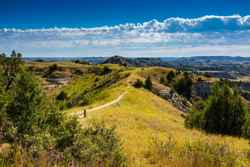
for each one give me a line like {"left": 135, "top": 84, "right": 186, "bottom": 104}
{"left": 6, "top": 71, "right": 44, "bottom": 136}
{"left": 160, "top": 76, "right": 165, "bottom": 84}
{"left": 166, "top": 71, "right": 175, "bottom": 83}
{"left": 202, "top": 83, "right": 246, "bottom": 135}
{"left": 242, "top": 112, "right": 250, "bottom": 138}
{"left": 185, "top": 100, "right": 205, "bottom": 129}
{"left": 185, "top": 82, "right": 248, "bottom": 136}
{"left": 1, "top": 51, "right": 23, "bottom": 90}
{"left": 144, "top": 76, "right": 152, "bottom": 90}
{"left": 173, "top": 74, "right": 193, "bottom": 100}
{"left": 0, "top": 69, "right": 7, "bottom": 111}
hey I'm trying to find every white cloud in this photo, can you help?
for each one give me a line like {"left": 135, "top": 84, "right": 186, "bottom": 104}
{"left": 1, "top": 15, "right": 250, "bottom": 57}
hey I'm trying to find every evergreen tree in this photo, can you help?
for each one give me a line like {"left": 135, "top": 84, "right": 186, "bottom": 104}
{"left": 145, "top": 76, "right": 152, "bottom": 90}
{"left": 166, "top": 71, "right": 175, "bottom": 83}
{"left": 185, "top": 82, "right": 248, "bottom": 136}
{"left": 202, "top": 83, "right": 246, "bottom": 135}
{"left": 174, "top": 74, "right": 193, "bottom": 99}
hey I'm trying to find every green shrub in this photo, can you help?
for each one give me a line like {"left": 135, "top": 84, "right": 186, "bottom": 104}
{"left": 133, "top": 79, "right": 143, "bottom": 88}
{"left": 44, "top": 64, "right": 58, "bottom": 77}
{"left": 67, "top": 122, "right": 126, "bottom": 166}
{"left": 56, "top": 91, "right": 68, "bottom": 101}
{"left": 101, "top": 66, "right": 112, "bottom": 75}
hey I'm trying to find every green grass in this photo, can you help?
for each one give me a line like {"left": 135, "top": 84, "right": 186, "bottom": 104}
{"left": 57, "top": 69, "right": 130, "bottom": 109}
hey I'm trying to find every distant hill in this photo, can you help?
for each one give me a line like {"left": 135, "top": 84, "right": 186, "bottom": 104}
{"left": 103, "top": 55, "right": 168, "bottom": 67}
{"left": 172, "top": 56, "right": 250, "bottom": 63}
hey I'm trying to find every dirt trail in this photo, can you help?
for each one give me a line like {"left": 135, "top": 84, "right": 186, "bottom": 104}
{"left": 74, "top": 92, "right": 127, "bottom": 118}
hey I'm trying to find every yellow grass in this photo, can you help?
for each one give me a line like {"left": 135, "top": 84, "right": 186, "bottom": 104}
{"left": 73, "top": 85, "right": 250, "bottom": 166}
{"left": 61, "top": 65, "right": 249, "bottom": 166}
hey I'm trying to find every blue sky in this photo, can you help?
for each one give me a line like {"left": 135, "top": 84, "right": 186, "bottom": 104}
{"left": 1, "top": 0, "right": 250, "bottom": 57}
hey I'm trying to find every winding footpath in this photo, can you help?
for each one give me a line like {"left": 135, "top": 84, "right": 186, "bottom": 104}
{"left": 74, "top": 92, "right": 127, "bottom": 118}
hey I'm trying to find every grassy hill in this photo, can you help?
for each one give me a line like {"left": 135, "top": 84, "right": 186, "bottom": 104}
{"left": 64, "top": 66, "right": 250, "bottom": 167}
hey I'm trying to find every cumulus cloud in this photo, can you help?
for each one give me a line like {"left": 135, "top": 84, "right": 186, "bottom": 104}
{"left": 1, "top": 15, "right": 250, "bottom": 57}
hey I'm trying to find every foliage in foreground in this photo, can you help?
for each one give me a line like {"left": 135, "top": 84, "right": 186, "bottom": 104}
{"left": 0, "top": 52, "right": 126, "bottom": 167}
{"left": 185, "top": 81, "right": 250, "bottom": 137}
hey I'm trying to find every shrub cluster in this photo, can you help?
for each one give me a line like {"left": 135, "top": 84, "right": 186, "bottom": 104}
{"left": 133, "top": 77, "right": 152, "bottom": 90}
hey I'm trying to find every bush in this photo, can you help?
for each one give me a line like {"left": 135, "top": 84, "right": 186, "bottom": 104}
{"left": 68, "top": 122, "right": 126, "bottom": 166}
{"left": 74, "top": 59, "right": 89, "bottom": 64}
{"left": 101, "top": 66, "right": 112, "bottom": 75}
{"left": 73, "top": 69, "right": 83, "bottom": 75}
{"left": 44, "top": 64, "right": 58, "bottom": 77}
{"left": 133, "top": 79, "right": 143, "bottom": 88}
{"left": 56, "top": 91, "right": 68, "bottom": 101}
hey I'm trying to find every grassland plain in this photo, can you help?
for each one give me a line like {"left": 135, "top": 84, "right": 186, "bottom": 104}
{"left": 64, "top": 67, "right": 250, "bottom": 167}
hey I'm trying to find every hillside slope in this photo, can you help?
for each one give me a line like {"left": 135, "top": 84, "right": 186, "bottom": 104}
{"left": 68, "top": 84, "right": 249, "bottom": 166}
{"left": 62, "top": 66, "right": 250, "bottom": 166}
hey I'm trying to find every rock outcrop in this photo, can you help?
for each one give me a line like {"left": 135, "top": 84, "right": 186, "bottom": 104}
{"left": 192, "top": 81, "right": 212, "bottom": 99}
{"left": 152, "top": 83, "right": 191, "bottom": 112}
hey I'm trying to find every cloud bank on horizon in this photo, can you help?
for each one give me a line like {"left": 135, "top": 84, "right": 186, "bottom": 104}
{"left": 1, "top": 15, "right": 250, "bottom": 57}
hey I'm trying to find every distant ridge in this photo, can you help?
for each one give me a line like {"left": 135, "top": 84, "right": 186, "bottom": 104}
{"left": 103, "top": 55, "right": 168, "bottom": 67}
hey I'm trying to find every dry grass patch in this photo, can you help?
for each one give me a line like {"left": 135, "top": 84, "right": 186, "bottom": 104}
{"left": 79, "top": 86, "right": 250, "bottom": 166}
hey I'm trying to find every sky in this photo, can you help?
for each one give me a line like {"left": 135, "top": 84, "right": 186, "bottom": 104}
{"left": 1, "top": 0, "right": 250, "bottom": 57}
